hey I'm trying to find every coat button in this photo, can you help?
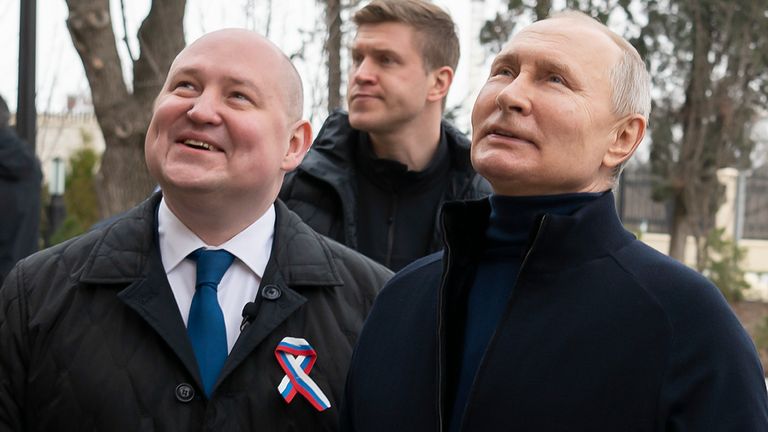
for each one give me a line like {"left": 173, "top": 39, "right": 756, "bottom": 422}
{"left": 175, "top": 383, "right": 195, "bottom": 402}
{"left": 262, "top": 285, "right": 282, "bottom": 300}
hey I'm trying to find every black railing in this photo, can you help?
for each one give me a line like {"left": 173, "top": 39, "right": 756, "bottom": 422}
{"left": 619, "top": 169, "right": 768, "bottom": 240}
{"left": 620, "top": 169, "right": 672, "bottom": 234}
{"left": 744, "top": 174, "right": 768, "bottom": 240}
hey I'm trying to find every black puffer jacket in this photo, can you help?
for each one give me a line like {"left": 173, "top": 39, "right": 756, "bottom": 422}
{"left": 0, "top": 127, "right": 41, "bottom": 284}
{"left": 0, "top": 193, "right": 392, "bottom": 431}
{"left": 280, "top": 110, "right": 491, "bottom": 252}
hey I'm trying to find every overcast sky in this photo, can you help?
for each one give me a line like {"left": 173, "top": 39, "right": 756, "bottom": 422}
{"left": 0, "top": 0, "right": 505, "bottom": 131}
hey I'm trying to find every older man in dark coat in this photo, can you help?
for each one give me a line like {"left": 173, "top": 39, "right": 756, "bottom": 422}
{"left": 342, "top": 11, "right": 768, "bottom": 432}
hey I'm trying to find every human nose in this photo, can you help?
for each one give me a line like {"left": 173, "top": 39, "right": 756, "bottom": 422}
{"left": 495, "top": 75, "right": 532, "bottom": 115}
{"left": 186, "top": 90, "right": 223, "bottom": 125}
{"left": 351, "top": 58, "right": 377, "bottom": 85}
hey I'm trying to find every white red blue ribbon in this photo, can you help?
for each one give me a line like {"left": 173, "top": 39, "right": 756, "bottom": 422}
{"left": 275, "top": 337, "right": 331, "bottom": 411}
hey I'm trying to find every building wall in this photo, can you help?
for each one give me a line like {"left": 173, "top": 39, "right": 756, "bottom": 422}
{"left": 35, "top": 112, "right": 105, "bottom": 188}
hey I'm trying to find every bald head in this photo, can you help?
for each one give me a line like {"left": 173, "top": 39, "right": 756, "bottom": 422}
{"left": 168, "top": 29, "right": 304, "bottom": 121}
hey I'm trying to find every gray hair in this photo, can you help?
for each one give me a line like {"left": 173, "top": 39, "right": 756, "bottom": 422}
{"left": 608, "top": 39, "right": 652, "bottom": 120}
{"left": 549, "top": 11, "right": 651, "bottom": 181}
{"left": 550, "top": 11, "right": 651, "bottom": 120}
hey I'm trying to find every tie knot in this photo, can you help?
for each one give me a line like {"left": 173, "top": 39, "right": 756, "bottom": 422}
{"left": 190, "top": 248, "right": 235, "bottom": 289}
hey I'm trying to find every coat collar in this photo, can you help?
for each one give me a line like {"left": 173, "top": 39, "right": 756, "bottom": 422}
{"left": 442, "top": 191, "right": 635, "bottom": 273}
{"left": 265, "top": 199, "right": 344, "bottom": 287}
{"left": 78, "top": 194, "right": 343, "bottom": 288}
{"left": 77, "top": 193, "right": 345, "bottom": 396}
{"left": 303, "top": 109, "right": 475, "bottom": 179}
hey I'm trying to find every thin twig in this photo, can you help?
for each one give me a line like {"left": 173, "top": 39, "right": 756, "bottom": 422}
{"left": 119, "top": 0, "right": 136, "bottom": 62}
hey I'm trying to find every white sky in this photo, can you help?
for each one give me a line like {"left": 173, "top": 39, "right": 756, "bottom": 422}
{"left": 0, "top": 0, "right": 506, "bottom": 131}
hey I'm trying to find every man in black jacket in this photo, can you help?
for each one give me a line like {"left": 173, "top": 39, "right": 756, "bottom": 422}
{"left": 0, "top": 95, "right": 40, "bottom": 284}
{"left": 342, "top": 11, "right": 768, "bottom": 432}
{"left": 0, "top": 29, "right": 391, "bottom": 431}
{"left": 280, "top": 0, "right": 490, "bottom": 271}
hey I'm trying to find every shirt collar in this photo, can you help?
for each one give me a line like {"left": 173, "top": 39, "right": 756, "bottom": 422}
{"left": 157, "top": 198, "right": 275, "bottom": 278}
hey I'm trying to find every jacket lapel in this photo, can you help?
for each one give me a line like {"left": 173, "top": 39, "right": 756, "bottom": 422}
{"left": 117, "top": 244, "right": 203, "bottom": 390}
{"left": 79, "top": 193, "right": 204, "bottom": 389}
{"left": 215, "top": 201, "right": 343, "bottom": 387}
{"left": 216, "top": 276, "right": 307, "bottom": 386}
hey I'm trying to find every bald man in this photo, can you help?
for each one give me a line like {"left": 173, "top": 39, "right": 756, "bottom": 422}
{"left": 0, "top": 29, "right": 391, "bottom": 431}
{"left": 341, "top": 12, "right": 767, "bottom": 432}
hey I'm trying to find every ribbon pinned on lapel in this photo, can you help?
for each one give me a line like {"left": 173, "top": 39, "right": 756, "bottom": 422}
{"left": 275, "top": 337, "right": 331, "bottom": 411}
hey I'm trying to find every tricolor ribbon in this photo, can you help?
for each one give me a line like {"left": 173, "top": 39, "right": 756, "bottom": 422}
{"left": 275, "top": 337, "right": 331, "bottom": 411}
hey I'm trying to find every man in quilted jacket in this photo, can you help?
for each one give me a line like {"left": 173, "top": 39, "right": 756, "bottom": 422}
{"left": 0, "top": 29, "right": 391, "bottom": 431}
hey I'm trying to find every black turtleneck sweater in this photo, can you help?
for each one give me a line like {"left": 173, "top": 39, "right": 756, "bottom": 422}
{"left": 447, "top": 192, "right": 604, "bottom": 432}
{"left": 355, "top": 131, "right": 450, "bottom": 271}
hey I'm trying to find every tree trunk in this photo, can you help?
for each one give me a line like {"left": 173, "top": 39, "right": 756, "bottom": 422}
{"left": 325, "top": 0, "right": 342, "bottom": 112}
{"left": 666, "top": 1, "right": 716, "bottom": 264}
{"left": 534, "top": 0, "right": 552, "bottom": 20}
{"left": 65, "top": 0, "right": 186, "bottom": 218}
{"left": 668, "top": 193, "right": 689, "bottom": 262}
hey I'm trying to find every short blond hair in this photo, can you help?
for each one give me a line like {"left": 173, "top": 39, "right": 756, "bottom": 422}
{"left": 353, "top": 0, "right": 460, "bottom": 73}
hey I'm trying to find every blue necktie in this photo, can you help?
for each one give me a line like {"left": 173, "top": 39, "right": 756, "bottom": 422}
{"left": 187, "top": 248, "right": 234, "bottom": 397}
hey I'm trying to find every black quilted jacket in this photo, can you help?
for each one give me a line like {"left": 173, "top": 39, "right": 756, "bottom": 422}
{"left": 0, "top": 193, "right": 392, "bottom": 431}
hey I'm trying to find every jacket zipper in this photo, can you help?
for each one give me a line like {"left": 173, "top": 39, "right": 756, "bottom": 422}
{"left": 385, "top": 194, "right": 398, "bottom": 268}
{"left": 436, "top": 212, "right": 452, "bottom": 432}
{"left": 517, "top": 214, "right": 549, "bottom": 285}
{"left": 440, "top": 213, "right": 549, "bottom": 432}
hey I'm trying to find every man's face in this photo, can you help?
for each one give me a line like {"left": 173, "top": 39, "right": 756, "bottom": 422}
{"left": 145, "top": 31, "right": 303, "bottom": 204}
{"left": 347, "top": 22, "right": 433, "bottom": 134}
{"left": 471, "top": 18, "right": 624, "bottom": 196}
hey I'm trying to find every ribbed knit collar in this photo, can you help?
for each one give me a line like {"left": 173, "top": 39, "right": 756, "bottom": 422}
{"left": 442, "top": 191, "right": 635, "bottom": 273}
{"left": 485, "top": 192, "right": 604, "bottom": 251}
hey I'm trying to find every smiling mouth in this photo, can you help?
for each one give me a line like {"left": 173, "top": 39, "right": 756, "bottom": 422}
{"left": 183, "top": 139, "right": 215, "bottom": 151}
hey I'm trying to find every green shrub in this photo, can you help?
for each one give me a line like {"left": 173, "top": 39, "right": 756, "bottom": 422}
{"left": 701, "top": 228, "right": 750, "bottom": 302}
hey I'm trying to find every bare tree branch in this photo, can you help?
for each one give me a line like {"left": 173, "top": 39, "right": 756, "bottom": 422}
{"left": 119, "top": 0, "right": 136, "bottom": 62}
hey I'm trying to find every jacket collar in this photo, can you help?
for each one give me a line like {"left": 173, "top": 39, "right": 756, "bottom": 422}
{"left": 264, "top": 199, "right": 344, "bottom": 287}
{"left": 78, "top": 193, "right": 159, "bottom": 284}
{"left": 78, "top": 193, "right": 344, "bottom": 395}
{"left": 79, "top": 194, "right": 343, "bottom": 288}
{"left": 442, "top": 191, "right": 635, "bottom": 273}
{"left": 301, "top": 110, "right": 475, "bottom": 181}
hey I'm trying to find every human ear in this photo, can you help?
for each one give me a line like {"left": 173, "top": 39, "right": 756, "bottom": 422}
{"left": 426, "top": 66, "right": 454, "bottom": 103}
{"left": 281, "top": 120, "right": 313, "bottom": 172}
{"left": 603, "top": 114, "right": 646, "bottom": 169}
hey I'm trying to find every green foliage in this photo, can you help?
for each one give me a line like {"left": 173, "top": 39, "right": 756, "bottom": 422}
{"left": 49, "top": 131, "right": 100, "bottom": 245}
{"left": 700, "top": 227, "right": 750, "bottom": 303}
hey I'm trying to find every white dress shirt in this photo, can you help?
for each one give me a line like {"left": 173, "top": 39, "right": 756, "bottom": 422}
{"left": 157, "top": 198, "right": 274, "bottom": 353}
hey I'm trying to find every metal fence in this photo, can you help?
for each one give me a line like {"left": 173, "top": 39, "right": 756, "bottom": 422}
{"left": 744, "top": 173, "right": 768, "bottom": 240}
{"left": 620, "top": 168, "right": 671, "bottom": 234}
{"left": 619, "top": 167, "right": 768, "bottom": 240}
